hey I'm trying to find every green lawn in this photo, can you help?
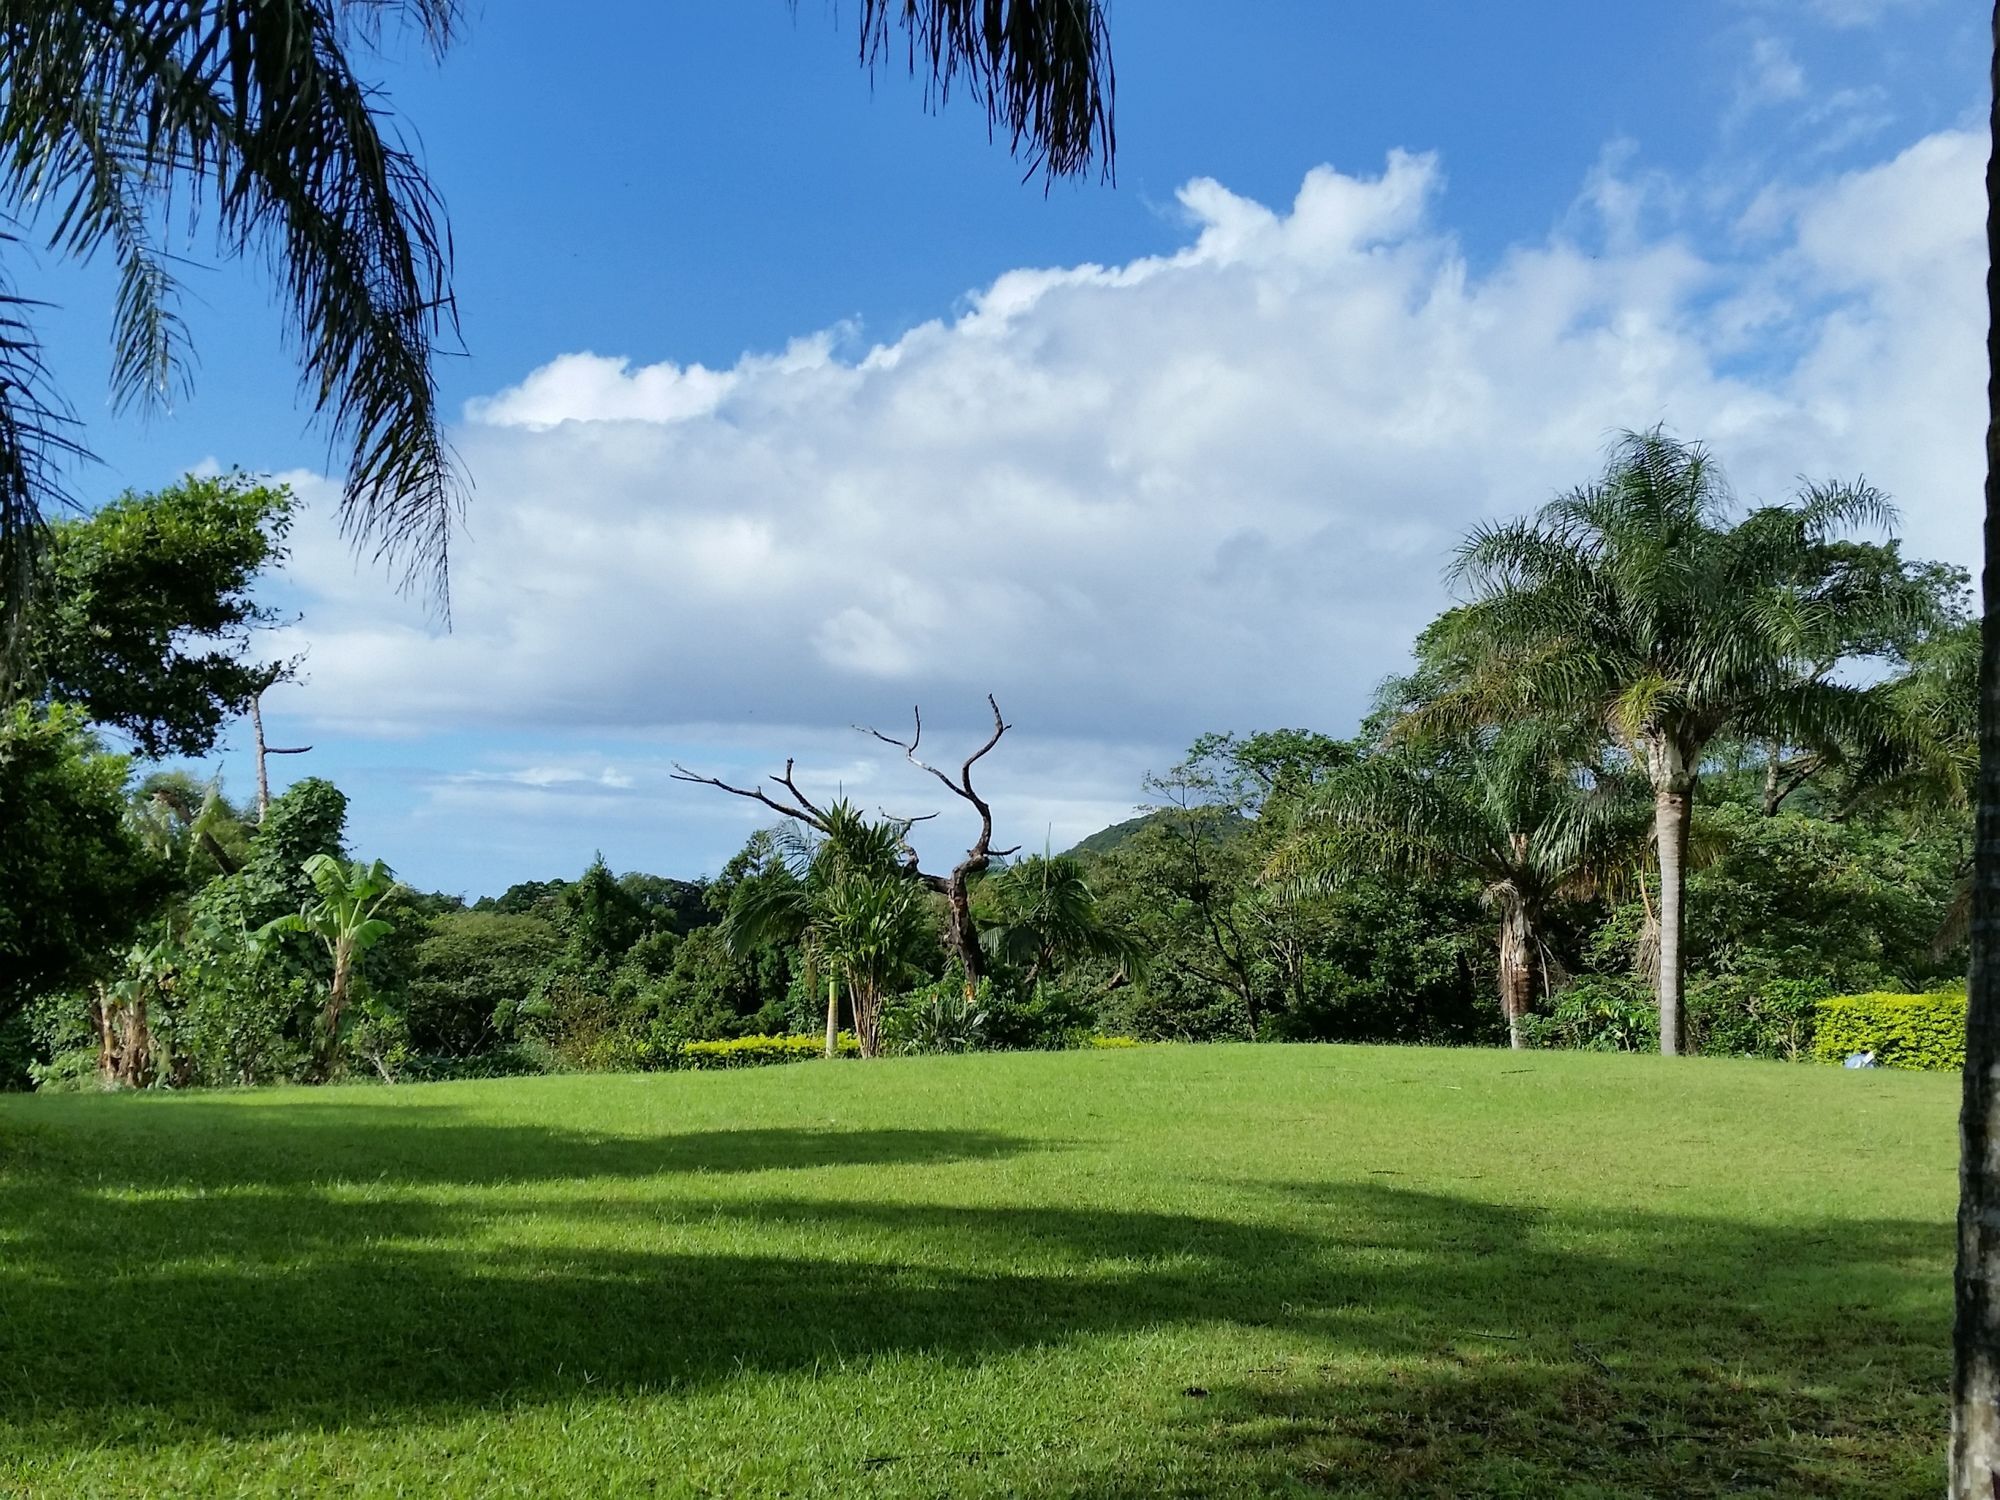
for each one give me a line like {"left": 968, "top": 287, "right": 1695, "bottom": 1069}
{"left": 0, "top": 1045, "right": 1956, "bottom": 1497}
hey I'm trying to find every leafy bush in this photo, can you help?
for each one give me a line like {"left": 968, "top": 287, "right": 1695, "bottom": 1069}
{"left": 1088, "top": 1034, "right": 1142, "bottom": 1048}
{"left": 982, "top": 976, "right": 1098, "bottom": 1049}
{"left": 1524, "top": 976, "right": 1658, "bottom": 1052}
{"left": 679, "top": 1033, "right": 858, "bottom": 1068}
{"left": 884, "top": 978, "right": 991, "bottom": 1054}
{"left": 1813, "top": 990, "right": 1966, "bottom": 1071}
{"left": 1686, "top": 976, "right": 1827, "bottom": 1061}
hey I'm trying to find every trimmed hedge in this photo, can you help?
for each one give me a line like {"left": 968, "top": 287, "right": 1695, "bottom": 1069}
{"left": 1812, "top": 991, "right": 1966, "bottom": 1072}
{"left": 679, "top": 1033, "right": 859, "bottom": 1069}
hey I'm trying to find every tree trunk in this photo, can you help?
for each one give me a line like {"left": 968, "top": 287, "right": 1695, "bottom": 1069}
{"left": 824, "top": 973, "right": 839, "bottom": 1058}
{"left": 1950, "top": 8, "right": 2000, "bottom": 1491}
{"left": 92, "top": 984, "right": 115, "bottom": 1085}
{"left": 1497, "top": 904, "right": 1532, "bottom": 1051}
{"left": 252, "top": 692, "right": 272, "bottom": 821}
{"left": 943, "top": 873, "right": 983, "bottom": 1002}
{"left": 1653, "top": 782, "right": 1690, "bottom": 1056}
{"left": 851, "top": 981, "right": 881, "bottom": 1058}
{"left": 1761, "top": 741, "right": 1782, "bottom": 817}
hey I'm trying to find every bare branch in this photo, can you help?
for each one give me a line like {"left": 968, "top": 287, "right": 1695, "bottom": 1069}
{"left": 670, "top": 759, "right": 832, "bottom": 833}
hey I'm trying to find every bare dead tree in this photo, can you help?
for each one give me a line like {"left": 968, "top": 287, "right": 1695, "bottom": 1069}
{"left": 863, "top": 695, "right": 1019, "bottom": 999}
{"left": 249, "top": 665, "right": 312, "bottom": 821}
{"left": 672, "top": 696, "right": 1018, "bottom": 1000}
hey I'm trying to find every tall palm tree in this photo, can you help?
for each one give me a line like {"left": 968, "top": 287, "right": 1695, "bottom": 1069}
{"left": 0, "top": 1, "right": 1116, "bottom": 652}
{"left": 1276, "top": 721, "right": 1645, "bottom": 1050}
{"left": 1439, "top": 430, "right": 1902, "bottom": 1054}
{"left": 723, "top": 802, "right": 926, "bottom": 1058}
{"left": 1953, "top": 21, "right": 2000, "bottom": 1487}
{"left": 980, "top": 850, "right": 1141, "bottom": 990}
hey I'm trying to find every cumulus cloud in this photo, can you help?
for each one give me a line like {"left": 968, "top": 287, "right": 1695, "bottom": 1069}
{"left": 265, "top": 130, "right": 1983, "bottom": 871}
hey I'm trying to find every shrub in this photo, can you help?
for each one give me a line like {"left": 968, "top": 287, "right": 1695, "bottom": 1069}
{"left": 1687, "top": 976, "right": 1828, "bottom": 1061}
{"left": 1524, "top": 975, "right": 1658, "bottom": 1052}
{"left": 679, "top": 1033, "right": 858, "bottom": 1069}
{"left": 884, "top": 978, "right": 992, "bottom": 1055}
{"left": 983, "top": 976, "right": 1098, "bottom": 1050}
{"left": 1088, "top": 1034, "right": 1142, "bottom": 1048}
{"left": 1813, "top": 990, "right": 1966, "bottom": 1071}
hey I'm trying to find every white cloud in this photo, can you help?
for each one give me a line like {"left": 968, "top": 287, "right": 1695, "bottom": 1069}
{"left": 266, "top": 131, "right": 1984, "bottom": 869}
{"left": 1733, "top": 34, "right": 1809, "bottom": 121}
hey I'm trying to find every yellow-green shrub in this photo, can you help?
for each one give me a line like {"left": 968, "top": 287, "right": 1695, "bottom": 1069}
{"left": 1812, "top": 991, "right": 1966, "bottom": 1071}
{"left": 1087, "top": 1035, "right": 1143, "bottom": 1048}
{"left": 679, "top": 1033, "right": 858, "bottom": 1069}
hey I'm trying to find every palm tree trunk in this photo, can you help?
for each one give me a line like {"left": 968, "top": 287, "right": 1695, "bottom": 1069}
{"left": 1653, "top": 783, "right": 1690, "bottom": 1056}
{"left": 824, "top": 973, "right": 839, "bottom": 1058}
{"left": 851, "top": 980, "right": 880, "bottom": 1059}
{"left": 1950, "top": 7, "right": 2000, "bottom": 1490}
{"left": 1497, "top": 905, "right": 1532, "bottom": 1051}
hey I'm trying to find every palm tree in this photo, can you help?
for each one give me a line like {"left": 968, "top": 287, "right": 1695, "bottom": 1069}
{"left": 1956, "top": 12, "right": 2000, "bottom": 1487}
{"left": 258, "top": 852, "right": 398, "bottom": 1079}
{"left": 1276, "top": 722, "right": 1646, "bottom": 1050}
{"left": 1439, "top": 430, "right": 1902, "bottom": 1054}
{"left": 723, "top": 802, "right": 926, "bottom": 1058}
{"left": 980, "top": 850, "right": 1141, "bottom": 990}
{"left": 0, "top": 1, "right": 1116, "bottom": 653}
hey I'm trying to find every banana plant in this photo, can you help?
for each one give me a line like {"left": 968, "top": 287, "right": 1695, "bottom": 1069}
{"left": 259, "top": 854, "right": 399, "bottom": 1080}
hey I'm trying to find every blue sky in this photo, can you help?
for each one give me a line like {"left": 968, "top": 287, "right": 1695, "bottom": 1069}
{"left": 34, "top": 1, "right": 1988, "bottom": 896}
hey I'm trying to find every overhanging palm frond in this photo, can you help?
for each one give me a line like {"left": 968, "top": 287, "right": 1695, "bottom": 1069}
{"left": 855, "top": 0, "right": 1115, "bottom": 181}
{"left": 0, "top": 271, "right": 89, "bottom": 679}
{"left": 0, "top": 0, "right": 465, "bottom": 607}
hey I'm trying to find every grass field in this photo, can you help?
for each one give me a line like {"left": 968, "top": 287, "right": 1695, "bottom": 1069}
{"left": 0, "top": 1045, "right": 1957, "bottom": 1497}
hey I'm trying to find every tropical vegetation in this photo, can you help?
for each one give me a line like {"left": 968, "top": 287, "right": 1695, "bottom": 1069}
{"left": 0, "top": 430, "right": 1972, "bottom": 1089}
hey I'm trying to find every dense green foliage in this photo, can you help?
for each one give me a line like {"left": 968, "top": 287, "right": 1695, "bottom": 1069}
{"left": 1814, "top": 991, "right": 1968, "bottom": 1071}
{"left": 15, "top": 476, "right": 295, "bottom": 756}
{"left": 0, "top": 1047, "right": 1953, "bottom": 1495}
{"left": 0, "top": 704, "right": 154, "bottom": 1021}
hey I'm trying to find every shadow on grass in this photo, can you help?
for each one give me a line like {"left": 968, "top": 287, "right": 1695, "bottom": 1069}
{"left": 1, "top": 1099, "right": 1028, "bottom": 1187}
{"left": 0, "top": 1104, "right": 1949, "bottom": 1496}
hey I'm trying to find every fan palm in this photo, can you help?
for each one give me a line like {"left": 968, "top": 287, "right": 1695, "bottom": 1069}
{"left": 1437, "top": 429, "right": 1904, "bottom": 1053}
{"left": 723, "top": 801, "right": 926, "bottom": 1058}
{"left": 1276, "top": 721, "right": 1646, "bottom": 1049}
{"left": 980, "top": 850, "right": 1142, "bottom": 990}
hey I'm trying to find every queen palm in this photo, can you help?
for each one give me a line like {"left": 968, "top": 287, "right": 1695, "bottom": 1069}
{"left": 1437, "top": 431, "right": 1902, "bottom": 1054}
{"left": 1277, "top": 721, "right": 1645, "bottom": 1050}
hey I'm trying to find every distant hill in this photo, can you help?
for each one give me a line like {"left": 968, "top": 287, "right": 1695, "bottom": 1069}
{"left": 1065, "top": 808, "right": 1247, "bottom": 859}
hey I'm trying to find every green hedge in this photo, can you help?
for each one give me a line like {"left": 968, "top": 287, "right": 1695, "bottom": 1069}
{"left": 1812, "top": 991, "right": 1966, "bottom": 1072}
{"left": 678, "top": 1033, "right": 858, "bottom": 1069}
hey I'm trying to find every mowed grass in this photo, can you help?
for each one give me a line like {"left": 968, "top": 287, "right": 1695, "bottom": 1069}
{"left": 0, "top": 1045, "right": 1955, "bottom": 1498}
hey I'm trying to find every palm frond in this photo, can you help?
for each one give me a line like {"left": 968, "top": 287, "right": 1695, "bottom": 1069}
{"left": 854, "top": 0, "right": 1115, "bottom": 182}
{"left": 0, "top": 1, "right": 465, "bottom": 608}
